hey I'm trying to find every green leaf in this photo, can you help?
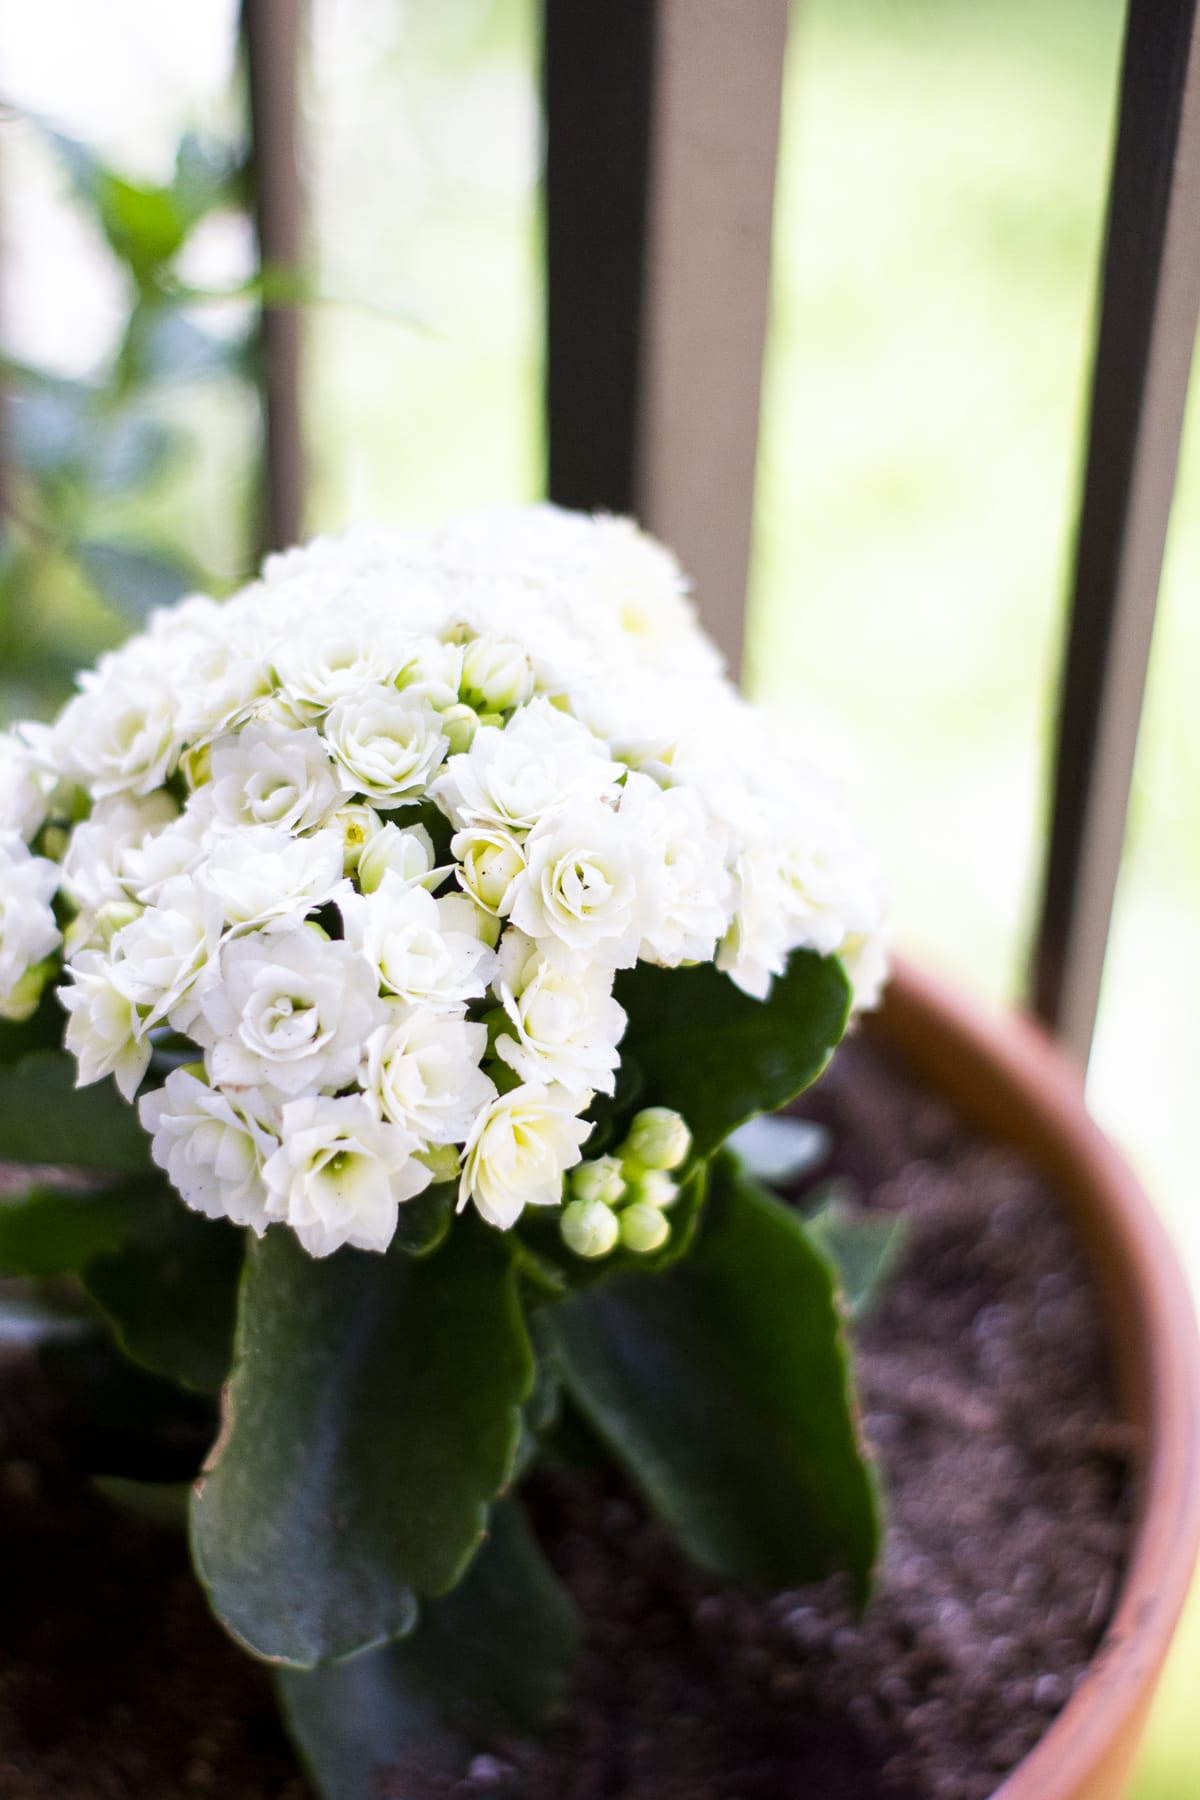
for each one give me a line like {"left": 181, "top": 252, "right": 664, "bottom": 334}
{"left": 389, "top": 1180, "right": 454, "bottom": 1257}
{"left": 614, "top": 950, "right": 852, "bottom": 1157}
{"left": 85, "top": 1204, "right": 244, "bottom": 1393}
{"left": 550, "top": 1153, "right": 880, "bottom": 1598}
{"left": 0, "top": 1179, "right": 150, "bottom": 1278}
{"left": 76, "top": 540, "right": 197, "bottom": 620}
{"left": 191, "top": 1219, "right": 535, "bottom": 1667}
{"left": 277, "top": 1499, "right": 580, "bottom": 1800}
{"left": 805, "top": 1187, "right": 906, "bottom": 1321}
{"left": 0, "top": 1052, "right": 152, "bottom": 1173}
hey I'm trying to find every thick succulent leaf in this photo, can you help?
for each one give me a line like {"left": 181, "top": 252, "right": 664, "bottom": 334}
{"left": 0, "top": 1179, "right": 151, "bottom": 1278}
{"left": 0, "top": 1052, "right": 151, "bottom": 1173}
{"left": 550, "top": 1153, "right": 879, "bottom": 1598}
{"left": 806, "top": 1186, "right": 907, "bottom": 1320}
{"left": 85, "top": 1204, "right": 244, "bottom": 1394}
{"left": 277, "top": 1499, "right": 580, "bottom": 1800}
{"left": 191, "top": 1219, "right": 534, "bottom": 1668}
{"left": 389, "top": 1180, "right": 454, "bottom": 1257}
{"left": 614, "top": 950, "right": 852, "bottom": 1157}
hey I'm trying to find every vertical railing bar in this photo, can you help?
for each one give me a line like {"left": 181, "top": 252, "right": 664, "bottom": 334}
{"left": 1032, "top": 0, "right": 1200, "bottom": 1066}
{"left": 543, "top": 0, "right": 658, "bottom": 518}
{"left": 543, "top": 0, "right": 788, "bottom": 680}
{"left": 242, "top": 0, "right": 306, "bottom": 555}
{"left": 635, "top": 0, "right": 788, "bottom": 679}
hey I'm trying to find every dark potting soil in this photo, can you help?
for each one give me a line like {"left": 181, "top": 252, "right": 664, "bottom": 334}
{"left": 0, "top": 1035, "right": 1133, "bottom": 1800}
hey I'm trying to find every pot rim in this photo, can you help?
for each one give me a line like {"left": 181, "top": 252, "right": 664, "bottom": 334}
{"left": 872, "top": 956, "right": 1200, "bottom": 1800}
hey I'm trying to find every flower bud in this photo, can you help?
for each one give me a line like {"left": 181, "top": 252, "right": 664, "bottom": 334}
{"left": 571, "top": 1154, "right": 626, "bottom": 1208}
{"left": 93, "top": 900, "right": 144, "bottom": 946}
{"left": 180, "top": 741, "right": 212, "bottom": 790}
{"left": 416, "top": 1144, "right": 461, "bottom": 1185}
{"left": 0, "top": 958, "right": 55, "bottom": 1024}
{"left": 621, "top": 1106, "right": 691, "bottom": 1172}
{"left": 560, "top": 1197, "right": 620, "bottom": 1259}
{"left": 629, "top": 1168, "right": 678, "bottom": 1211}
{"left": 618, "top": 1202, "right": 670, "bottom": 1255}
{"left": 333, "top": 802, "right": 384, "bottom": 873}
{"left": 358, "top": 821, "right": 435, "bottom": 894}
{"left": 460, "top": 636, "right": 535, "bottom": 713}
{"left": 441, "top": 703, "right": 480, "bottom": 755}
{"left": 39, "top": 823, "right": 70, "bottom": 863}
{"left": 452, "top": 828, "right": 524, "bottom": 916}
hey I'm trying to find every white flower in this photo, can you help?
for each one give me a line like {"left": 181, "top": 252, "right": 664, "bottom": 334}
{"left": 494, "top": 929, "right": 625, "bottom": 1097}
{"left": 61, "top": 950, "right": 150, "bottom": 1099}
{"left": 509, "top": 795, "right": 657, "bottom": 968}
{"left": 0, "top": 733, "right": 49, "bottom": 842}
{"left": 263, "top": 1093, "right": 431, "bottom": 1257}
{"left": 60, "top": 792, "right": 181, "bottom": 915}
{"left": 49, "top": 677, "right": 180, "bottom": 799}
{"left": 430, "top": 697, "right": 620, "bottom": 832}
{"left": 207, "top": 723, "right": 341, "bottom": 833}
{"left": 459, "top": 634, "right": 535, "bottom": 713}
{"left": 273, "top": 620, "right": 415, "bottom": 719}
{"left": 0, "top": 834, "right": 61, "bottom": 1019}
{"left": 140, "top": 1068, "right": 278, "bottom": 1232}
{"left": 451, "top": 825, "right": 525, "bottom": 917}
{"left": 119, "top": 811, "right": 208, "bottom": 906}
{"left": 324, "top": 686, "right": 449, "bottom": 803}
{"left": 339, "top": 876, "right": 495, "bottom": 1009}
{"left": 202, "top": 825, "right": 344, "bottom": 931}
{"left": 618, "top": 773, "right": 732, "bottom": 966}
{"left": 195, "top": 927, "right": 385, "bottom": 1099}
{"left": 459, "top": 1084, "right": 591, "bottom": 1230}
{"left": 356, "top": 821, "right": 438, "bottom": 894}
{"left": 362, "top": 1002, "right": 495, "bottom": 1145}
{"left": 107, "top": 875, "right": 225, "bottom": 1034}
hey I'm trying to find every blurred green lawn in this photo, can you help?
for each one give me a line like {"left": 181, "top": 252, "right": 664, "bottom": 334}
{"left": 5, "top": 0, "right": 1198, "bottom": 1788}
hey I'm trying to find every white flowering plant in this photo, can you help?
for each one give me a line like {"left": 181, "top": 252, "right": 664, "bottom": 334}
{"left": 0, "top": 506, "right": 887, "bottom": 1793}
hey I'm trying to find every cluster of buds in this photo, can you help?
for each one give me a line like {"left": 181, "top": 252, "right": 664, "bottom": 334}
{"left": 559, "top": 1106, "right": 691, "bottom": 1260}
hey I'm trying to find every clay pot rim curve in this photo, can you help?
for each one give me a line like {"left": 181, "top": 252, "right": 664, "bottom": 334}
{"left": 872, "top": 956, "right": 1200, "bottom": 1800}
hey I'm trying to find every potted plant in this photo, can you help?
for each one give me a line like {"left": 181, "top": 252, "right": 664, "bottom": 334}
{"left": 0, "top": 506, "right": 1194, "bottom": 1799}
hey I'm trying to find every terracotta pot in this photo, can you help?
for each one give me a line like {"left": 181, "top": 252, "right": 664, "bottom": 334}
{"left": 871, "top": 958, "right": 1200, "bottom": 1800}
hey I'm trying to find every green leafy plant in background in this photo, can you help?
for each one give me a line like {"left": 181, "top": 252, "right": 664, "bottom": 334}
{"left": 0, "top": 117, "right": 255, "bottom": 717}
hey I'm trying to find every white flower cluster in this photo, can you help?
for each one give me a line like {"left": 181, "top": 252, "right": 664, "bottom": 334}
{"left": 0, "top": 506, "right": 886, "bottom": 1259}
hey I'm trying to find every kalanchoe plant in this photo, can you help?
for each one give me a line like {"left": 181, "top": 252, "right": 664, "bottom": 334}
{"left": 0, "top": 505, "right": 888, "bottom": 1796}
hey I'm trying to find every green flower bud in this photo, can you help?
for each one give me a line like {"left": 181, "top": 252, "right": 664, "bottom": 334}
{"left": 460, "top": 636, "right": 535, "bottom": 714}
{"left": 442, "top": 703, "right": 480, "bottom": 755}
{"left": 417, "top": 1144, "right": 461, "bottom": 1185}
{"left": 561, "top": 1198, "right": 620, "bottom": 1259}
{"left": 629, "top": 1168, "right": 679, "bottom": 1211}
{"left": 621, "top": 1107, "right": 691, "bottom": 1172}
{"left": 0, "top": 958, "right": 56, "bottom": 1024}
{"left": 93, "top": 900, "right": 144, "bottom": 946}
{"left": 618, "top": 1202, "right": 670, "bottom": 1255}
{"left": 180, "top": 741, "right": 212, "bottom": 790}
{"left": 571, "top": 1155, "right": 627, "bottom": 1208}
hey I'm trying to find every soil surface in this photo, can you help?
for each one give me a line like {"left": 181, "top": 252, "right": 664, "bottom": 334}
{"left": 0, "top": 1036, "right": 1133, "bottom": 1800}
